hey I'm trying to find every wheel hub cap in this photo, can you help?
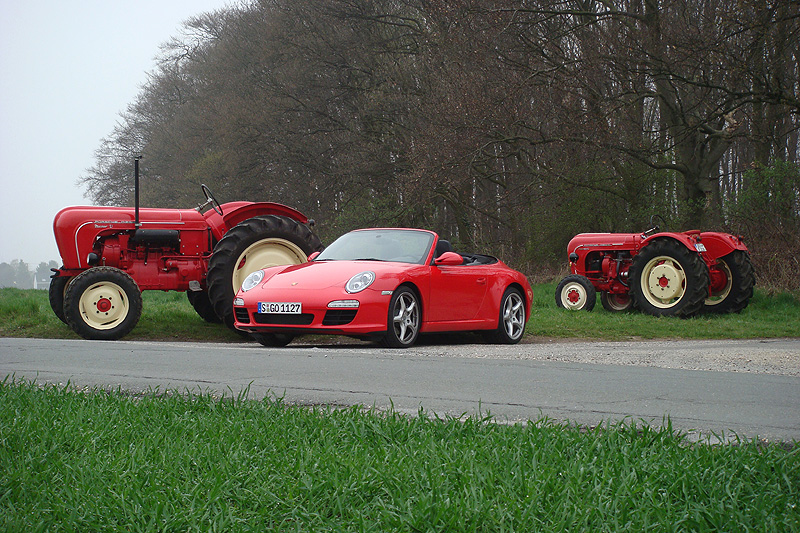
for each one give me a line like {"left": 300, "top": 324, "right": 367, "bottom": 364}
{"left": 648, "top": 264, "right": 682, "bottom": 300}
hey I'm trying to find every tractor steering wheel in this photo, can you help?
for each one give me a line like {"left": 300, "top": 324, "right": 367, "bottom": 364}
{"left": 200, "top": 184, "right": 224, "bottom": 216}
{"left": 643, "top": 214, "right": 667, "bottom": 237}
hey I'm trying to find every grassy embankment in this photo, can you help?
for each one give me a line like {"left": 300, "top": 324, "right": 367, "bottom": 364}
{"left": 1, "top": 284, "right": 798, "bottom": 341}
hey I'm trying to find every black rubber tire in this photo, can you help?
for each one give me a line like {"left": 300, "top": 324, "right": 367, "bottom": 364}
{"left": 63, "top": 267, "right": 143, "bottom": 340}
{"left": 187, "top": 290, "right": 222, "bottom": 323}
{"left": 382, "top": 286, "right": 421, "bottom": 348}
{"left": 630, "top": 238, "right": 709, "bottom": 317}
{"left": 486, "top": 287, "right": 526, "bottom": 344}
{"left": 703, "top": 250, "right": 755, "bottom": 314}
{"left": 252, "top": 333, "right": 295, "bottom": 347}
{"left": 555, "top": 274, "right": 596, "bottom": 311}
{"left": 48, "top": 271, "right": 71, "bottom": 324}
{"left": 600, "top": 291, "right": 633, "bottom": 312}
{"left": 207, "top": 215, "right": 323, "bottom": 329}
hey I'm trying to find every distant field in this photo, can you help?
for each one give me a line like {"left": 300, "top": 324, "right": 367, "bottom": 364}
{"left": 1, "top": 284, "right": 798, "bottom": 342}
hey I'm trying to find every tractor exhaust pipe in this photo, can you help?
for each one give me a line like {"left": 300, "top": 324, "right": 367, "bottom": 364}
{"left": 134, "top": 155, "right": 142, "bottom": 228}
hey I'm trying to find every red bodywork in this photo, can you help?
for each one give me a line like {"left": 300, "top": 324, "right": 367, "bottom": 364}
{"left": 566, "top": 230, "right": 749, "bottom": 297}
{"left": 52, "top": 201, "right": 309, "bottom": 291}
{"left": 233, "top": 230, "right": 532, "bottom": 338}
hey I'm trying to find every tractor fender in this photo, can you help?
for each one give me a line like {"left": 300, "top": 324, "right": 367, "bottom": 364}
{"left": 697, "top": 232, "right": 749, "bottom": 259}
{"left": 640, "top": 232, "right": 703, "bottom": 254}
{"left": 204, "top": 202, "right": 311, "bottom": 241}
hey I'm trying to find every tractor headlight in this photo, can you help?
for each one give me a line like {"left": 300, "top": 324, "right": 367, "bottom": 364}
{"left": 346, "top": 271, "right": 375, "bottom": 293}
{"left": 241, "top": 270, "right": 265, "bottom": 292}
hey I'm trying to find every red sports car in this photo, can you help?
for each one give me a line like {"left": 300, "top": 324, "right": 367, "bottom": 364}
{"left": 233, "top": 228, "right": 532, "bottom": 348}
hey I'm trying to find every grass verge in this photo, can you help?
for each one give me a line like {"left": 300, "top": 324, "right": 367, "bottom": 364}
{"left": 2, "top": 379, "right": 798, "bottom": 531}
{"left": 1, "top": 285, "right": 798, "bottom": 342}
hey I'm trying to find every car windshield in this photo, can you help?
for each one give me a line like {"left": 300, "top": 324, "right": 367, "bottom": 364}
{"left": 315, "top": 229, "right": 435, "bottom": 264}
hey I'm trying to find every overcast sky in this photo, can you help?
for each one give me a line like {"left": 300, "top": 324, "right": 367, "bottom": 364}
{"left": 0, "top": 0, "right": 231, "bottom": 267}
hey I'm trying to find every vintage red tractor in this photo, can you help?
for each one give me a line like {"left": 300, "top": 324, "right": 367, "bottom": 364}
{"left": 50, "top": 159, "right": 322, "bottom": 340}
{"left": 555, "top": 218, "right": 755, "bottom": 317}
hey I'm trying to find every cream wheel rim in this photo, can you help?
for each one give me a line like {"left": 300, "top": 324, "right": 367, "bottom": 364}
{"left": 642, "top": 256, "right": 686, "bottom": 308}
{"left": 78, "top": 281, "right": 130, "bottom": 330}
{"left": 561, "top": 281, "right": 588, "bottom": 310}
{"left": 231, "top": 238, "right": 307, "bottom": 292}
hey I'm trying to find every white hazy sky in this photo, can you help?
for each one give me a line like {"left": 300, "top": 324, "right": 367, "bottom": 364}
{"left": 0, "top": 0, "right": 231, "bottom": 266}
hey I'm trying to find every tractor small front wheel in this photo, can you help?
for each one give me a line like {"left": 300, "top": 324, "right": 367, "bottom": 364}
{"left": 63, "top": 267, "right": 143, "bottom": 340}
{"left": 555, "top": 275, "right": 596, "bottom": 311}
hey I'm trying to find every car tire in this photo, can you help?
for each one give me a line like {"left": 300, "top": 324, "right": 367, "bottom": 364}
{"left": 252, "top": 333, "right": 295, "bottom": 347}
{"left": 207, "top": 215, "right": 323, "bottom": 329}
{"left": 63, "top": 267, "right": 143, "bottom": 340}
{"left": 487, "top": 287, "right": 526, "bottom": 344}
{"left": 382, "top": 286, "right": 421, "bottom": 348}
{"left": 555, "top": 274, "right": 596, "bottom": 311}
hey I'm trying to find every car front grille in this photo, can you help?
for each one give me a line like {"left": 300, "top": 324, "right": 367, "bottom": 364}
{"left": 322, "top": 309, "right": 358, "bottom": 326}
{"left": 253, "top": 313, "right": 314, "bottom": 325}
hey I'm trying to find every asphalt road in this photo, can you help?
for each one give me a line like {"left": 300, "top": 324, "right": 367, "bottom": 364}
{"left": 2, "top": 337, "right": 798, "bottom": 442}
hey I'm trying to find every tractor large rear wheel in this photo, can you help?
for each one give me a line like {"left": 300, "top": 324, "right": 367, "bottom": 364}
{"left": 630, "top": 239, "right": 708, "bottom": 317}
{"left": 63, "top": 267, "right": 143, "bottom": 340}
{"left": 703, "top": 250, "right": 755, "bottom": 314}
{"left": 187, "top": 290, "right": 222, "bottom": 323}
{"left": 207, "top": 215, "right": 323, "bottom": 329}
{"left": 48, "top": 271, "right": 71, "bottom": 324}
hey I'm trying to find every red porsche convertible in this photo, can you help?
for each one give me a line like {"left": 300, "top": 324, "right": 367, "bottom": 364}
{"left": 233, "top": 228, "right": 532, "bottom": 348}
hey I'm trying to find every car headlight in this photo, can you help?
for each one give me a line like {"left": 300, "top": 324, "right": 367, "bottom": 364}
{"left": 241, "top": 270, "right": 265, "bottom": 292}
{"left": 346, "top": 271, "right": 375, "bottom": 293}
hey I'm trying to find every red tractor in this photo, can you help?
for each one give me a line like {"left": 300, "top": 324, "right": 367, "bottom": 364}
{"left": 555, "top": 218, "right": 755, "bottom": 317}
{"left": 50, "top": 159, "right": 322, "bottom": 340}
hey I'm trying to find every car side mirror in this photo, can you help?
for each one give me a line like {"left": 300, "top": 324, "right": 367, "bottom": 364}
{"left": 308, "top": 251, "right": 321, "bottom": 261}
{"left": 434, "top": 251, "right": 463, "bottom": 266}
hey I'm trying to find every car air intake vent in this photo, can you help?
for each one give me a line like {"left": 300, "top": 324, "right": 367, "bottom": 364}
{"left": 254, "top": 313, "right": 314, "bottom": 325}
{"left": 323, "top": 309, "right": 358, "bottom": 326}
{"left": 234, "top": 308, "right": 250, "bottom": 324}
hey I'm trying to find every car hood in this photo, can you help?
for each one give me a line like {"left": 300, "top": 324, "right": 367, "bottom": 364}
{"left": 259, "top": 260, "right": 414, "bottom": 291}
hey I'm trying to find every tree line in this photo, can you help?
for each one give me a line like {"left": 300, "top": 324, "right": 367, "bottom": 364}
{"left": 0, "top": 261, "right": 59, "bottom": 289}
{"left": 83, "top": 0, "right": 800, "bottom": 289}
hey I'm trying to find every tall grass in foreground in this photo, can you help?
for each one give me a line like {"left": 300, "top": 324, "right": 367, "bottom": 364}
{"left": 2, "top": 380, "right": 798, "bottom": 532}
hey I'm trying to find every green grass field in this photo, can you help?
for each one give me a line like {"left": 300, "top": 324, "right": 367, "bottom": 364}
{"left": 1, "top": 284, "right": 798, "bottom": 342}
{"left": 2, "top": 380, "right": 798, "bottom": 531}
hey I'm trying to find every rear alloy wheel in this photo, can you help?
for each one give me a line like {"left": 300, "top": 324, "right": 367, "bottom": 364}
{"left": 555, "top": 275, "right": 596, "bottom": 311}
{"left": 63, "top": 267, "right": 143, "bottom": 340}
{"left": 488, "top": 288, "right": 526, "bottom": 344}
{"left": 630, "top": 239, "right": 708, "bottom": 317}
{"left": 600, "top": 291, "right": 632, "bottom": 312}
{"left": 383, "top": 286, "right": 420, "bottom": 348}
{"left": 207, "top": 215, "right": 323, "bottom": 329}
{"left": 703, "top": 250, "right": 755, "bottom": 314}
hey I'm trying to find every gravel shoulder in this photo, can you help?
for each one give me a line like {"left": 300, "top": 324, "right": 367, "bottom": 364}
{"left": 307, "top": 336, "right": 800, "bottom": 376}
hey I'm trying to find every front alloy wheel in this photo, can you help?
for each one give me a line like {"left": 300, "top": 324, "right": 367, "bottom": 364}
{"left": 383, "top": 286, "right": 420, "bottom": 348}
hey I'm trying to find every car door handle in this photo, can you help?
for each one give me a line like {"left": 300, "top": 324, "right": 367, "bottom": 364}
{"left": 477, "top": 277, "right": 486, "bottom": 285}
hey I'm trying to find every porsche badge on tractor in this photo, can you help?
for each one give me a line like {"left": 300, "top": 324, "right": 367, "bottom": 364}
{"left": 555, "top": 218, "right": 755, "bottom": 317}
{"left": 50, "top": 158, "right": 322, "bottom": 340}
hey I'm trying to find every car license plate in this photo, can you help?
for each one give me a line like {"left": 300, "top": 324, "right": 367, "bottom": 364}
{"left": 258, "top": 302, "right": 302, "bottom": 314}
{"left": 695, "top": 243, "right": 707, "bottom": 252}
